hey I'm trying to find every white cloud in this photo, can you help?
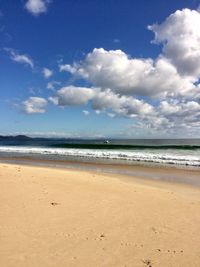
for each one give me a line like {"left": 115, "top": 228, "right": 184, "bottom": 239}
{"left": 62, "top": 48, "right": 195, "bottom": 98}
{"left": 59, "top": 64, "right": 77, "bottom": 74}
{"left": 22, "top": 97, "right": 47, "bottom": 114}
{"left": 50, "top": 86, "right": 155, "bottom": 118}
{"left": 50, "top": 86, "right": 95, "bottom": 106}
{"left": 42, "top": 67, "right": 53, "bottom": 78}
{"left": 5, "top": 48, "right": 34, "bottom": 69}
{"left": 91, "top": 89, "right": 155, "bottom": 117}
{"left": 22, "top": 7, "right": 200, "bottom": 136}
{"left": 54, "top": 8, "right": 200, "bottom": 135}
{"left": 47, "top": 81, "right": 61, "bottom": 90}
{"left": 48, "top": 96, "right": 58, "bottom": 105}
{"left": 25, "top": 0, "right": 51, "bottom": 16}
{"left": 159, "top": 100, "right": 200, "bottom": 119}
{"left": 148, "top": 8, "right": 200, "bottom": 79}
{"left": 134, "top": 100, "right": 200, "bottom": 136}
{"left": 107, "top": 113, "right": 115, "bottom": 118}
{"left": 83, "top": 110, "right": 90, "bottom": 116}
{"left": 159, "top": 100, "right": 180, "bottom": 115}
{"left": 95, "top": 110, "right": 101, "bottom": 115}
{"left": 60, "top": 8, "right": 200, "bottom": 101}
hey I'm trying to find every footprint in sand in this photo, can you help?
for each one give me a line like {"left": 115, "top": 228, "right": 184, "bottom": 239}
{"left": 151, "top": 227, "right": 158, "bottom": 234}
{"left": 142, "top": 259, "right": 152, "bottom": 267}
{"left": 51, "top": 202, "right": 60, "bottom": 206}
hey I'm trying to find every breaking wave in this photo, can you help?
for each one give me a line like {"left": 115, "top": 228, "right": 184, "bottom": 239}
{"left": 0, "top": 145, "right": 200, "bottom": 167}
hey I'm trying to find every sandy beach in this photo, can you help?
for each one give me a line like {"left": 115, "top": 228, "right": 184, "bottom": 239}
{"left": 0, "top": 163, "right": 200, "bottom": 267}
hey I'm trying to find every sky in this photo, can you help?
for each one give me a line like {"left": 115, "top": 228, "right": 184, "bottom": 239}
{"left": 1, "top": 0, "right": 200, "bottom": 138}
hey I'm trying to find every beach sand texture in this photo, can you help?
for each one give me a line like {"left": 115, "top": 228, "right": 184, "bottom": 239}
{"left": 0, "top": 163, "right": 200, "bottom": 267}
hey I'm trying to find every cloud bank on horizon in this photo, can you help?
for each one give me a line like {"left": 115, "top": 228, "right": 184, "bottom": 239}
{"left": 6, "top": 4, "right": 200, "bottom": 137}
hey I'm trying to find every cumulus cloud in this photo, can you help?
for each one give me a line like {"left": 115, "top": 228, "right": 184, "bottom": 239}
{"left": 59, "top": 64, "right": 77, "bottom": 74}
{"left": 61, "top": 48, "right": 195, "bottom": 98}
{"left": 23, "top": 7, "right": 200, "bottom": 136}
{"left": 22, "top": 97, "right": 47, "bottom": 114}
{"left": 91, "top": 89, "right": 155, "bottom": 117}
{"left": 25, "top": 0, "right": 51, "bottom": 16}
{"left": 42, "top": 67, "right": 53, "bottom": 78}
{"left": 53, "top": 7, "right": 200, "bottom": 136}
{"left": 5, "top": 48, "right": 34, "bottom": 69}
{"left": 50, "top": 86, "right": 95, "bottom": 106}
{"left": 148, "top": 8, "right": 200, "bottom": 79}
{"left": 159, "top": 100, "right": 200, "bottom": 122}
{"left": 133, "top": 100, "right": 200, "bottom": 136}
{"left": 50, "top": 86, "right": 155, "bottom": 118}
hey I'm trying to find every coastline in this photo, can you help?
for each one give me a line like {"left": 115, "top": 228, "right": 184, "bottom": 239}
{"left": 1, "top": 162, "right": 200, "bottom": 266}
{"left": 0, "top": 156, "right": 200, "bottom": 187}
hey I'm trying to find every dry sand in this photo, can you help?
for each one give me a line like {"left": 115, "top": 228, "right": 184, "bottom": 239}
{"left": 0, "top": 163, "right": 200, "bottom": 267}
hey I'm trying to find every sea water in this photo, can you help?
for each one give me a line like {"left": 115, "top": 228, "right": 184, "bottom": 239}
{"left": 0, "top": 139, "right": 200, "bottom": 168}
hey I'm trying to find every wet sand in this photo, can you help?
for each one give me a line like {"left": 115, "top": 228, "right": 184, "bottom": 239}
{"left": 1, "top": 156, "right": 200, "bottom": 186}
{"left": 0, "top": 163, "right": 200, "bottom": 266}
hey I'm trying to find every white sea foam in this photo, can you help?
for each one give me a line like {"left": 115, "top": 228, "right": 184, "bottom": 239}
{"left": 0, "top": 146, "right": 200, "bottom": 167}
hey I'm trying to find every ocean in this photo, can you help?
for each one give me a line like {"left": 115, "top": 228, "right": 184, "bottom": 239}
{"left": 0, "top": 138, "right": 200, "bottom": 168}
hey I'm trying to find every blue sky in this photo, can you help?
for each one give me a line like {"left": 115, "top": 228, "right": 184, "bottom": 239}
{"left": 1, "top": 0, "right": 200, "bottom": 138}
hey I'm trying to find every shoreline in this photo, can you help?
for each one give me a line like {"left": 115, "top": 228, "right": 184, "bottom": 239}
{"left": 1, "top": 156, "right": 200, "bottom": 187}
{"left": 0, "top": 163, "right": 200, "bottom": 266}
